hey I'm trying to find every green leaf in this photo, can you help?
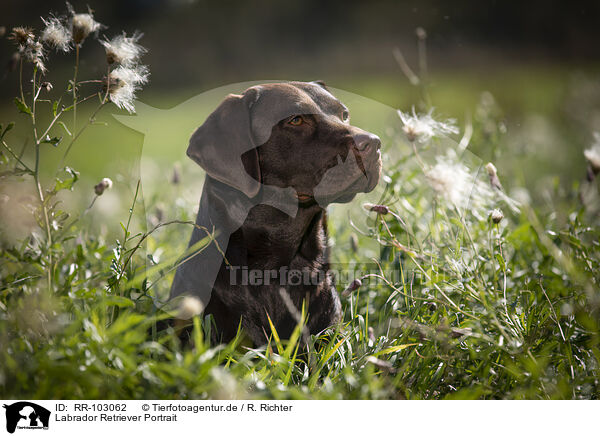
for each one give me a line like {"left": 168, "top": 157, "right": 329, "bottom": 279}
{"left": 57, "top": 121, "right": 72, "bottom": 136}
{"left": 372, "top": 343, "right": 419, "bottom": 356}
{"left": 0, "top": 122, "right": 15, "bottom": 140}
{"left": 41, "top": 135, "right": 63, "bottom": 147}
{"left": 14, "top": 97, "right": 32, "bottom": 115}
{"left": 266, "top": 313, "right": 284, "bottom": 355}
{"left": 102, "top": 295, "right": 136, "bottom": 309}
{"left": 53, "top": 166, "right": 80, "bottom": 192}
{"left": 495, "top": 253, "right": 506, "bottom": 271}
{"left": 319, "top": 335, "right": 348, "bottom": 366}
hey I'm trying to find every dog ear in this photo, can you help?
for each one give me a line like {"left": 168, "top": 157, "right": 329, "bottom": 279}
{"left": 312, "top": 80, "right": 329, "bottom": 91}
{"left": 187, "top": 88, "right": 261, "bottom": 198}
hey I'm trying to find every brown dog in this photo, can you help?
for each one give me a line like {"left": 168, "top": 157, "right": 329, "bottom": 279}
{"left": 170, "top": 81, "right": 381, "bottom": 346}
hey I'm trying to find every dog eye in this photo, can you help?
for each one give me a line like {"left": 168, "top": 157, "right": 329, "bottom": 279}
{"left": 342, "top": 110, "right": 349, "bottom": 122}
{"left": 288, "top": 115, "right": 303, "bottom": 126}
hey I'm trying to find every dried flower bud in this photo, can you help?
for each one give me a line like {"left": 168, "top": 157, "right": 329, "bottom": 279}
{"left": 415, "top": 27, "right": 427, "bottom": 40}
{"left": 587, "top": 165, "right": 596, "bottom": 182}
{"left": 155, "top": 206, "right": 164, "bottom": 223}
{"left": 171, "top": 163, "right": 181, "bottom": 184}
{"left": 367, "top": 326, "right": 376, "bottom": 343}
{"left": 584, "top": 138, "right": 600, "bottom": 175}
{"left": 362, "top": 203, "right": 389, "bottom": 215}
{"left": 349, "top": 233, "right": 359, "bottom": 253}
{"left": 41, "top": 82, "right": 53, "bottom": 92}
{"left": 490, "top": 208, "right": 504, "bottom": 224}
{"left": 486, "top": 162, "right": 503, "bottom": 190}
{"left": 177, "top": 296, "right": 204, "bottom": 320}
{"left": 94, "top": 177, "right": 112, "bottom": 195}
{"left": 0, "top": 26, "right": 6, "bottom": 38}
{"left": 342, "top": 278, "right": 362, "bottom": 297}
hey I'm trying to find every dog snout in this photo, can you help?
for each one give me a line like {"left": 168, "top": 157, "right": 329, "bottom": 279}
{"left": 353, "top": 132, "right": 381, "bottom": 152}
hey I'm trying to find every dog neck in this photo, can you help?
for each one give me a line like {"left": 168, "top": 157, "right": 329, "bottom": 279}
{"left": 201, "top": 177, "right": 327, "bottom": 269}
{"left": 240, "top": 202, "right": 326, "bottom": 268}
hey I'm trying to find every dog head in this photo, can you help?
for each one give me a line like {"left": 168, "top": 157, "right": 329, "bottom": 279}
{"left": 187, "top": 81, "right": 382, "bottom": 206}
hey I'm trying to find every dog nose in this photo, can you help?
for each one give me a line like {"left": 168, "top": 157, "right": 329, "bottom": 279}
{"left": 353, "top": 133, "right": 381, "bottom": 152}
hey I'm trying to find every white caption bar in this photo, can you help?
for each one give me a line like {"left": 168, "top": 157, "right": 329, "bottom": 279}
{"left": 0, "top": 400, "right": 595, "bottom": 435}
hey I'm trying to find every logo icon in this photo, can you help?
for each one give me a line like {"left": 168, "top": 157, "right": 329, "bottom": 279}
{"left": 2, "top": 402, "right": 50, "bottom": 434}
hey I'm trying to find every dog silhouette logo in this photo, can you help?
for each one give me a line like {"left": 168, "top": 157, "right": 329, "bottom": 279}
{"left": 2, "top": 402, "right": 50, "bottom": 433}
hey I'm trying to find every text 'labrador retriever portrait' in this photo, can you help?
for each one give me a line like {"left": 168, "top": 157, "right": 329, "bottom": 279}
{"left": 170, "top": 81, "right": 382, "bottom": 346}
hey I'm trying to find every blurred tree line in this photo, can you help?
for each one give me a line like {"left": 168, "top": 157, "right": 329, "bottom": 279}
{"left": 1, "top": 0, "right": 599, "bottom": 99}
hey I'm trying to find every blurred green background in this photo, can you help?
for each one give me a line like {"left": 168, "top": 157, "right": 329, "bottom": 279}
{"left": 1, "top": 0, "right": 600, "bottom": 202}
{"left": 2, "top": 1, "right": 600, "bottom": 400}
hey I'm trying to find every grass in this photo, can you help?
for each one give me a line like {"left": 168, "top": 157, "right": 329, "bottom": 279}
{"left": 1, "top": 14, "right": 600, "bottom": 399}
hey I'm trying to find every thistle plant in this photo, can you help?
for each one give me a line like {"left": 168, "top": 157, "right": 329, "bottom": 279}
{"left": 0, "top": 3, "right": 149, "bottom": 293}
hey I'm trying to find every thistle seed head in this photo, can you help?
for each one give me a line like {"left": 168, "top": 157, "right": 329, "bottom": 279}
{"left": 105, "top": 65, "right": 149, "bottom": 113}
{"left": 397, "top": 107, "right": 458, "bottom": 144}
{"left": 23, "top": 39, "right": 46, "bottom": 73}
{"left": 68, "top": 3, "right": 102, "bottom": 45}
{"left": 41, "top": 16, "right": 72, "bottom": 52}
{"left": 100, "top": 31, "right": 146, "bottom": 66}
{"left": 9, "top": 27, "right": 35, "bottom": 47}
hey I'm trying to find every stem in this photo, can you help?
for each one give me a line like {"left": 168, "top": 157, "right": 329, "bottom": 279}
{"left": 73, "top": 44, "right": 80, "bottom": 132}
{"left": 77, "top": 79, "right": 104, "bottom": 84}
{"left": 1, "top": 140, "right": 33, "bottom": 173}
{"left": 32, "top": 68, "right": 38, "bottom": 143}
{"left": 30, "top": 67, "right": 53, "bottom": 292}
{"left": 411, "top": 141, "right": 426, "bottom": 170}
{"left": 539, "top": 279, "right": 568, "bottom": 346}
{"left": 17, "top": 138, "right": 28, "bottom": 161}
{"left": 392, "top": 47, "right": 420, "bottom": 86}
{"left": 111, "top": 180, "right": 141, "bottom": 323}
{"left": 417, "top": 34, "right": 428, "bottom": 85}
{"left": 416, "top": 30, "right": 432, "bottom": 108}
{"left": 38, "top": 108, "right": 65, "bottom": 141}
{"left": 497, "top": 227, "right": 511, "bottom": 324}
{"left": 19, "top": 58, "right": 24, "bottom": 102}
